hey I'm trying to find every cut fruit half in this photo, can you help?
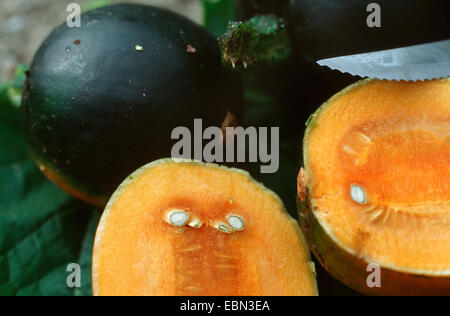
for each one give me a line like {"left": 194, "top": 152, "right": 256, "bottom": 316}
{"left": 93, "top": 159, "right": 318, "bottom": 296}
{"left": 298, "top": 78, "right": 450, "bottom": 296}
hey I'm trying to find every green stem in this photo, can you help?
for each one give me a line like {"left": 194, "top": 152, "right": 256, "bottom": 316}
{"left": 219, "top": 15, "right": 292, "bottom": 72}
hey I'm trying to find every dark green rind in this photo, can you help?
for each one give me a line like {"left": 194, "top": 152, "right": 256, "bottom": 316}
{"left": 21, "top": 4, "right": 244, "bottom": 206}
{"left": 299, "top": 79, "right": 450, "bottom": 296}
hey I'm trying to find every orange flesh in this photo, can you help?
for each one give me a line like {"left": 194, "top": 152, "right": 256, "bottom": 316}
{"left": 93, "top": 160, "right": 317, "bottom": 296}
{"left": 304, "top": 79, "right": 450, "bottom": 273}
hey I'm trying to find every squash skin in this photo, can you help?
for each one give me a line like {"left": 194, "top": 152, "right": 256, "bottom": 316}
{"left": 298, "top": 79, "right": 450, "bottom": 296}
{"left": 21, "top": 4, "right": 243, "bottom": 207}
{"left": 93, "top": 158, "right": 319, "bottom": 296}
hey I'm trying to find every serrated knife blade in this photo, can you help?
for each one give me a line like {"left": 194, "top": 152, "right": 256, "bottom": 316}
{"left": 317, "top": 39, "right": 450, "bottom": 81}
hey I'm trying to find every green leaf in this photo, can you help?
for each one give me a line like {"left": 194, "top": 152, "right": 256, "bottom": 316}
{"left": 11, "top": 64, "right": 27, "bottom": 90}
{"left": 0, "top": 64, "right": 27, "bottom": 126}
{"left": 84, "top": 0, "right": 112, "bottom": 12}
{"left": 203, "top": 0, "right": 236, "bottom": 37}
{"left": 0, "top": 85, "right": 19, "bottom": 126}
{"left": 74, "top": 211, "right": 101, "bottom": 296}
{"left": 7, "top": 64, "right": 28, "bottom": 109}
{"left": 0, "top": 90, "right": 101, "bottom": 296}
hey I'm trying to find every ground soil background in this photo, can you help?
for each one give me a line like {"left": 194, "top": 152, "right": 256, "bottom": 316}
{"left": 0, "top": 0, "right": 202, "bottom": 81}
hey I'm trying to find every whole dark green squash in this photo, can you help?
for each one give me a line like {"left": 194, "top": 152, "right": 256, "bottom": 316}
{"left": 22, "top": 4, "right": 243, "bottom": 206}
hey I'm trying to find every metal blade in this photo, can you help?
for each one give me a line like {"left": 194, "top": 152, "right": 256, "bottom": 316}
{"left": 317, "top": 40, "right": 450, "bottom": 81}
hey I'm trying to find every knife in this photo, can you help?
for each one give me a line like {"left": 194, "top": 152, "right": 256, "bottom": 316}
{"left": 287, "top": 0, "right": 450, "bottom": 80}
{"left": 318, "top": 40, "right": 450, "bottom": 81}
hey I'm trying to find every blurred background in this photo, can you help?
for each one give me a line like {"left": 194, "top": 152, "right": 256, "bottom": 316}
{"left": 0, "top": 0, "right": 202, "bottom": 81}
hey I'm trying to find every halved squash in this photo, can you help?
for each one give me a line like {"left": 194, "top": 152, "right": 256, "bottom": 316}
{"left": 93, "top": 159, "right": 318, "bottom": 296}
{"left": 298, "top": 78, "right": 450, "bottom": 296}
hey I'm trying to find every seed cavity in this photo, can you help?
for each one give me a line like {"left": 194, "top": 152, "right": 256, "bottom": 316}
{"left": 227, "top": 215, "right": 245, "bottom": 231}
{"left": 166, "top": 210, "right": 190, "bottom": 227}
{"left": 350, "top": 184, "right": 368, "bottom": 205}
{"left": 215, "top": 222, "right": 232, "bottom": 234}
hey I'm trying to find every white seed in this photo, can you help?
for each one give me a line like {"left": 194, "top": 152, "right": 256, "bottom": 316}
{"left": 188, "top": 218, "right": 203, "bottom": 229}
{"left": 227, "top": 215, "right": 245, "bottom": 231}
{"left": 350, "top": 184, "right": 368, "bottom": 205}
{"left": 343, "top": 145, "right": 358, "bottom": 155}
{"left": 357, "top": 131, "right": 372, "bottom": 144}
{"left": 167, "top": 210, "right": 189, "bottom": 227}
{"left": 215, "top": 222, "right": 232, "bottom": 234}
